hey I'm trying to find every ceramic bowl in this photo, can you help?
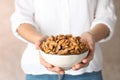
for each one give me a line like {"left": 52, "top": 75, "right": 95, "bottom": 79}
{"left": 39, "top": 50, "right": 88, "bottom": 70}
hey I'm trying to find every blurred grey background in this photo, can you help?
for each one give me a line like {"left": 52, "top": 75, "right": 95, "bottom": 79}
{"left": 0, "top": 0, "right": 120, "bottom": 80}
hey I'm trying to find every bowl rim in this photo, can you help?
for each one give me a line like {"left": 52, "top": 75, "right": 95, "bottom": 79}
{"left": 39, "top": 50, "right": 89, "bottom": 56}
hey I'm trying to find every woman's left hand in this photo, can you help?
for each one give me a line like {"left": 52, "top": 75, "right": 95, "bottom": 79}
{"left": 72, "top": 32, "right": 95, "bottom": 70}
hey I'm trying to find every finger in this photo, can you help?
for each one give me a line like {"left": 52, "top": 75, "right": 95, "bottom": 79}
{"left": 72, "top": 63, "right": 84, "bottom": 70}
{"left": 82, "top": 52, "right": 93, "bottom": 64}
{"left": 53, "top": 67, "right": 65, "bottom": 74}
{"left": 47, "top": 66, "right": 65, "bottom": 74}
{"left": 82, "top": 42, "right": 94, "bottom": 63}
{"left": 39, "top": 54, "right": 53, "bottom": 68}
{"left": 88, "top": 42, "right": 95, "bottom": 53}
{"left": 72, "top": 63, "right": 89, "bottom": 70}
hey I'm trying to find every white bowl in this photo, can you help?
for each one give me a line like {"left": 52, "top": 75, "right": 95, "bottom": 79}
{"left": 39, "top": 50, "right": 88, "bottom": 70}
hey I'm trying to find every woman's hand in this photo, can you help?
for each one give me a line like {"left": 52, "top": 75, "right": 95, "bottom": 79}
{"left": 35, "top": 35, "right": 48, "bottom": 50}
{"left": 35, "top": 35, "right": 65, "bottom": 74}
{"left": 72, "top": 32, "right": 95, "bottom": 70}
{"left": 39, "top": 54, "right": 65, "bottom": 74}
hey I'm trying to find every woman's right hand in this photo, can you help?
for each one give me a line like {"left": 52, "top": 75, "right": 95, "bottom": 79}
{"left": 35, "top": 35, "right": 65, "bottom": 74}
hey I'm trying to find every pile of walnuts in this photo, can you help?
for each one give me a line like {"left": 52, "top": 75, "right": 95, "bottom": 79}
{"left": 41, "top": 34, "right": 89, "bottom": 55}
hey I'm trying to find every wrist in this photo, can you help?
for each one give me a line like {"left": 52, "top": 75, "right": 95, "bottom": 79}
{"left": 86, "top": 31, "right": 96, "bottom": 42}
{"left": 35, "top": 35, "right": 48, "bottom": 43}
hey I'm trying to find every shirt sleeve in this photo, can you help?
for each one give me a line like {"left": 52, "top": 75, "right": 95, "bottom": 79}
{"left": 91, "top": 0, "right": 117, "bottom": 43}
{"left": 11, "top": 0, "right": 36, "bottom": 43}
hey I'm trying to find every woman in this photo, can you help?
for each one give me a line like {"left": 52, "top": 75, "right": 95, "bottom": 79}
{"left": 11, "top": 0, "right": 116, "bottom": 80}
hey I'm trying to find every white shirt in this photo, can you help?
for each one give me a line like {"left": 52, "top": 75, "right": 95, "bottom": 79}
{"left": 11, "top": 0, "right": 116, "bottom": 75}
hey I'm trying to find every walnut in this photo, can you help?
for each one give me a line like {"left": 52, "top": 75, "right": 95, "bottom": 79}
{"left": 41, "top": 34, "right": 89, "bottom": 55}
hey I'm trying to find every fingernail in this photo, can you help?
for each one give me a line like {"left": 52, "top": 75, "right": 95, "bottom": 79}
{"left": 82, "top": 60, "right": 87, "bottom": 63}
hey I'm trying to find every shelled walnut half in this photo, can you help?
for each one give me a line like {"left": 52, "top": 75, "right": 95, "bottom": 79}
{"left": 41, "top": 34, "right": 89, "bottom": 55}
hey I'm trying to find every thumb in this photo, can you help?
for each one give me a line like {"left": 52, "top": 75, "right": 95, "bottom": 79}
{"left": 35, "top": 40, "right": 42, "bottom": 50}
{"left": 35, "top": 35, "right": 48, "bottom": 50}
